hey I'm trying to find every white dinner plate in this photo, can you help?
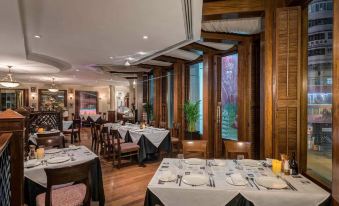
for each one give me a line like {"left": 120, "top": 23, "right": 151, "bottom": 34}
{"left": 184, "top": 158, "right": 203, "bottom": 165}
{"left": 159, "top": 171, "right": 177, "bottom": 182}
{"left": 255, "top": 176, "right": 288, "bottom": 189}
{"left": 24, "top": 159, "right": 41, "bottom": 168}
{"left": 182, "top": 174, "right": 209, "bottom": 186}
{"left": 47, "top": 156, "right": 70, "bottom": 164}
{"left": 238, "top": 159, "right": 260, "bottom": 167}
{"left": 45, "top": 148, "right": 62, "bottom": 154}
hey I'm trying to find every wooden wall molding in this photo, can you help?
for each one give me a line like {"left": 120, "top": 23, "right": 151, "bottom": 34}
{"left": 203, "top": 0, "right": 265, "bottom": 16}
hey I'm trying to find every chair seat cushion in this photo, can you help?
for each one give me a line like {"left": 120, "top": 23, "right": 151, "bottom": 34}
{"left": 115, "top": 143, "right": 139, "bottom": 153}
{"left": 36, "top": 183, "right": 86, "bottom": 206}
{"left": 63, "top": 129, "right": 79, "bottom": 134}
{"left": 171, "top": 137, "right": 179, "bottom": 143}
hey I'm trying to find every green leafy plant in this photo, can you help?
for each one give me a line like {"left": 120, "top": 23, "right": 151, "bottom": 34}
{"left": 184, "top": 100, "right": 201, "bottom": 132}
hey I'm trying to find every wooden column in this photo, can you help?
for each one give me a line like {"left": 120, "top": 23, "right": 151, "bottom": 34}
{"left": 332, "top": 0, "right": 339, "bottom": 203}
{"left": 203, "top": 53, "right": 215, "bottom": 157}
{"left": 173, "top": 62, "right": 186, "bottom": 140}
{"left": 0, "top": 109, "right": 25, "bottom": 206}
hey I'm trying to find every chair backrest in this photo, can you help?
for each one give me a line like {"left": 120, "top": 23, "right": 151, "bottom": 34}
{"left": 171, "top": 122, "right": 180, "bottom": 138}
{"left": 159, "top": 121, "right": 167, "bottom": 129}
{"left": 149, "top": 120, "right": 155, "bottom": 127}
{"left": 71, "top": 113, "right": 75, "bottom": 120}
{"left": 90, "top": 122, "right": 96, "bottom": 139}
{"left": 101, "top": 126, "right": 110, "bottom": 144}
{"left": 44, "top": 160, "right": 93, "bottom": 206}
{"left": 36, "top": 135, "right": 64, "bottom": 148}
{"left": 182, "top": 140, "right": 208, "bottom": 159}
{"left": 36, "top": 131, "right": 60, "bottom": 138}
{"left": 111, "top": 129, "right": 122, "bottom": 153}
{"left": 224, "top": 140, "right": 252, "bottom": 159}
{"left": 102, "top": 113, "right": 107, "bottom": 120}
{"left": 72, "top": 119, "right": 81, "bottom": 131}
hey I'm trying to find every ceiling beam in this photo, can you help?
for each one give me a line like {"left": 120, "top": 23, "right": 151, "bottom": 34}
{"left": 181, "top": 42, "right": 219, "bottom": 53}
{"left": 203, "top": 0, "right": 265, "bottom": 16}
{"left": 137, "top": 64, "right": 171, "bottom": 69}
{"left": 153, "top": 55, "right": 187, "bottom": 63}
{"left": 109, "top": 71, "right": 144, "bottom": 74}
{"left": 201, "top": 31, "right": 253, "bottom": 42}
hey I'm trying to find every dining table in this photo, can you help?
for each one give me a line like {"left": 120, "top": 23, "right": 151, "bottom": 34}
{"left": 145, "top": 158, "right": 330, "bottom": 206}
{"left": 24, "top": 146, "right": 105, "bottom": 206}
{"left": 28, "top": 130, "right": 64, "bottom": 146}
{"left": 103, "top": 123, "right": 171, "bottom": 163}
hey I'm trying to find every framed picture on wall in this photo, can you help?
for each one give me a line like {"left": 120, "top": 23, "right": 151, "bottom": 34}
{"left": 38, "top": 89, "right": 67, "bottom": 111}
{"left": 31, "top": 87, "right": 37, "bottom": 93}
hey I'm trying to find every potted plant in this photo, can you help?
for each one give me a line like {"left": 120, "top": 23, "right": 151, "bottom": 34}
{"left": 184, "top": 100, "right": 201, "bottom": 139}
{"left": 143, "top": 102, "right": 153, "bottom": 123}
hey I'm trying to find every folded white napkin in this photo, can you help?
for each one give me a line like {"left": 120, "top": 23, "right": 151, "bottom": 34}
{"left": 159, "top": 171, "right": 176, "bottom": 182}
{"left": 230, "top": 174, "right": 247, "bottom": 186}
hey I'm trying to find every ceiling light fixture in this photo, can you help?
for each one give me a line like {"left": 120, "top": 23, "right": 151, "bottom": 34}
{"left": 0, "top": 66, "right": 20, "bottom": 88}
{"left": 138, "top": 51, "right": 146, "bottom": 55}
{"left": 34, "top": 35, "right": 41, "bottom": 38}
{"left": 143, "top": 35, "right": 148, "bottom": 39}
{"left": 127, "top": 57, "right": 135, "bottom": 61}
{"left": 124, "top": 60, "right": 131, "bottom": 66}
{"left": 48, "top": 78, "right": 59, "bottom": 92}
{"left": 109, "top": 56, "right": 113, "bottom": 59}
{"left": 75, "top": 69, "right": 80, "bottom": 72}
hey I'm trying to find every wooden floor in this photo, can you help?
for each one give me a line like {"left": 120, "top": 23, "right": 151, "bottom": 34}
{"left": 72, "top": 128, "right": 160, "bottom": 206}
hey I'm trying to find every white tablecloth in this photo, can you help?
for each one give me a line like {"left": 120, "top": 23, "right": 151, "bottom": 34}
{"left": 129, "top": 128, "right": 169, "bottom": 148}
{"left": 148, "top": 159, "right": 330, "bottom": 206}
{"left": 24, "top": 146, "right": 97, "bottom": 187}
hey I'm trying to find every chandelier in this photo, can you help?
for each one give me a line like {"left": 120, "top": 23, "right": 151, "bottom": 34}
{"left": 48, "top": 77, "right": 59, "bottom": 92}
{"left": 0, "top": 66, "right": 20, "bottom": 88}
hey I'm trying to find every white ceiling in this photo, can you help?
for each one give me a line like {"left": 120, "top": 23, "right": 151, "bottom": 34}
{"left": 0, "top": 0, "right": 203, "bottom": 86}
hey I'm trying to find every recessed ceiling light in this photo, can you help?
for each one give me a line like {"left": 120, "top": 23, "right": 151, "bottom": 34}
{"left": 34, "top": 35, "right": 41, "bottom": 39}
{"left": 143, "top": 35, "right": 148, "bottom": 39}
{"left": 138, "top": 51, "right": 146, "bottom": 55}
{"left": 124, "top": 60, "right": 130, "bottom": 66}
{"left": 127, "top": 57, "right": 135, "bottom": 61}
{"left": 109, "top": 56, "right": 113, "bottom": 59}
{"left": 75, "top": 69, "right": 80, "bottom": 72}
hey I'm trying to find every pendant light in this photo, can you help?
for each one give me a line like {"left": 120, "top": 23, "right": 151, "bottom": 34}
{"left": 48, "top": 77, "right": 59, "bottom": 92}
{"left": 0, "top": 66, "right": 20, "bottom": 88}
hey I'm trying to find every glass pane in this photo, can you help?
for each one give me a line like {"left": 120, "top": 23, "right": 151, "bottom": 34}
{"left": 221, "top": 53, "right": 238, "bottom": 140}
{"left": 0, "top": 89, "right": 17, "bottom": 111}
{"left": 79, "top": 91, "right": 97, "bottom": 115}
{"left": 307, "top": 0, "right": 333, "bottom": 182}
{"left": 189, "top": 62, "right": 203, "bottom": 134}
{"left": 167, "top": 70, "right": 174, "bottom": 128}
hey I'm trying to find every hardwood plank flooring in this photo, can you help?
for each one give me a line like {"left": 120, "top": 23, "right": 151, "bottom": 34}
{"left": 71, "top": 128, "right": 160, "bottom": 206}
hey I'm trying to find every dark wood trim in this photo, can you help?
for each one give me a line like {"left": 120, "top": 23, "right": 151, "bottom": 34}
{"left": 201, "top": 31, "right": 253, "bottom": 42}
{"left": 181, "top": 42, "right": 219, "bottom": 53}
{"left": 137, "top": 64, "right": 171, "bottom": 70}
{"left": 202, "top": 11, "right": 264, "bottom": 21}
{"left": 203, "top": 0, "right": 265, "bottom": 16}
{"left": 185, "top": 56, "right": 204, "bottom": 66}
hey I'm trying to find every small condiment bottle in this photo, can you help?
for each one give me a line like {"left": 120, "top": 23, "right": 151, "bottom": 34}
{"left": 284, "top": 159, "right": 290, "bottom": 175}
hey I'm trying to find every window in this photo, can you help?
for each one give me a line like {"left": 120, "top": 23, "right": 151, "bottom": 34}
{"left": 78, "top": 91, "right": 98, "bottom": 115}
{"left": 189, "top": 62, "right": 203, "bottom": 134}
{"left": 307, "top": 0, "right": 333, "bottom": 183}
{"left": 221, "top": 53, "right": 239, "bottom": 140}
{"left": 0, "top": 89, "right": 24, "bottom": 111}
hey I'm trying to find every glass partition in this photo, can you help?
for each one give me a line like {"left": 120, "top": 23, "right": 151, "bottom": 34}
{"left": 306, "top": 0, "right": 333, "bottom": 182}
{"left": 189, "top": 62, "right": 203, "bottom": 134}
{"left": 221, "top": 53, "right": 239, "bottom": 140}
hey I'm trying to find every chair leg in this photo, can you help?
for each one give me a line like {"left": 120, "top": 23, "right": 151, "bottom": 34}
{"left": 118, "top": 153, "right": 121, "bottom": 169}
{"left": 78, "top": 131, "right": 81, "bottom": 142}
{"left": 112, "top": 150, "right": 116, "bottom": 168}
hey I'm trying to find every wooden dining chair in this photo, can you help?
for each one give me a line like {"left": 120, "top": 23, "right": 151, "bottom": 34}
{"left": 36, "top": 160, "right": 93, "bottom": 206}
{"left": 159, "top": 121, "right": 167, "bottom": 129}
{"left": 170, "top": 123, "right": 181, "bottom": 154}
{"left": 182, "top": 140, "right": 208, "bottom": 159}
{"left": 63, "top": 119, "right": 81, "bottom": 143}
{"left": 90, "top": 122, "right": 98, "bottom": 153}
{"left": 224, "top": 140, "right": 252, "bottom": 159}
{"left": 36, "top": 135, "right": 65, "bottom": 148}
{"left": 111, "top": 129, "right": 139, "bottom": 168}
{"left": 36, "top": 131, "right": 61, "bottom": 138}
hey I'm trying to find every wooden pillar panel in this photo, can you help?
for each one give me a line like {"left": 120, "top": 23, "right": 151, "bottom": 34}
{"left": 173, "top": 63, "right": 185, "bottom": 140}
{"left": 274, "top": 6, "right": 301, "bottom": 159}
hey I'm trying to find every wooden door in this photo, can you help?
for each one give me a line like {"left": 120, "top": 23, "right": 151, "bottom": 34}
{"left": 274, "top": 6, "right": 301, "bottom": 159}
